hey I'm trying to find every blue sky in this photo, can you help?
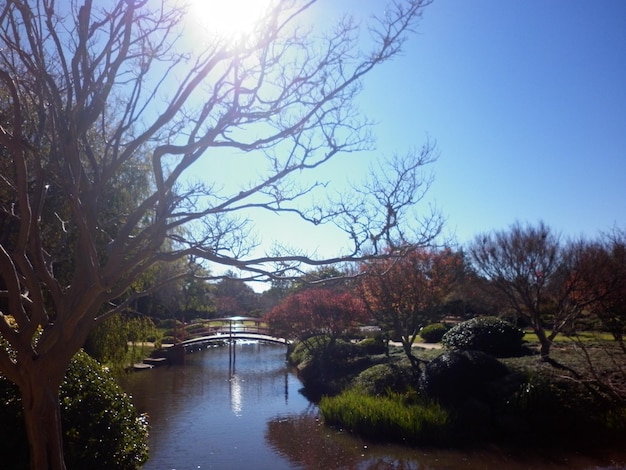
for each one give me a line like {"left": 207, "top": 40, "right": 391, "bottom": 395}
{"left": 350, "top": 0, "right": 626, "bottom": 244}
{"left": 183, "top": 0, "right": 626, "bottom": 273}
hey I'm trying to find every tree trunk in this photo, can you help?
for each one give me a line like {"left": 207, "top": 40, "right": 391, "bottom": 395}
{"left": 401, "top": 338, "right": 420, "bottom": 370}
{"left": 534, "top": 328, "right": 552, "bottom": 361}
{"left": 19, "top": 367, "right": 67, "bottom": 470}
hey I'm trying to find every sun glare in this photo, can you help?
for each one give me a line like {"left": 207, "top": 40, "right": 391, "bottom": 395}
{"left": 187, "top": 0, "right": 274, "bottom": 43}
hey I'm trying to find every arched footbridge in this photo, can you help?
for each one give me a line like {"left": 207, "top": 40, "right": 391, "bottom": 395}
{"left": 181, "top": 332, "right": 290, "bottom": 348}
{"left": 161, "top": 317, "right": 290, "bottom": 365}
{"left": 142, "top": 317, "right": 290, "bottom": 367}
{"left": 177, "top": 316, "right": 290, "bottom": 349}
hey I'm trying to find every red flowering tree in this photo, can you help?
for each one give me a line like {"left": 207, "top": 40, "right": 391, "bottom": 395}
{"left": 266, "top": 288, "right": 368, "bottom": 343}
{"left": 358, "top": 247, "right": 463, "bottom": 368}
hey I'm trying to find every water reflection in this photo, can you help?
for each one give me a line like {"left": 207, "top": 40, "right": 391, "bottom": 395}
{"left": 228, "top": 342, "right": 243, "bottom": 416}
{"left": 266, "top": 411, "right": 373, "bottom": 469}
{"left": 229, "top": 373, "right": 243, "bottom": 416}
{"left": 121, "top": 343, "right": 312, "bottom": 469}
{"left": 120, "top": 343, "right": 626, "bottom": 470}
{"left": 266, "top": 410, "right": 626, "bottom": 470}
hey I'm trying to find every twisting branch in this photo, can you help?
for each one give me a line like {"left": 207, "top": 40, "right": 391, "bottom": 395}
{"left": 0, "top": 1, "right": 438, "bottom": 465}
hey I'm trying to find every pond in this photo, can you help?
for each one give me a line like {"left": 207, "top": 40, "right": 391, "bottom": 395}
{"left": 120, "top": 342, "right": 626, "bottom": 470}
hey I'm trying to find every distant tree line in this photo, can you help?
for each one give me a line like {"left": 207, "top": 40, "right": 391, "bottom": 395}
{"left": 266, "top": 222, "right": 626, "bottom": 372}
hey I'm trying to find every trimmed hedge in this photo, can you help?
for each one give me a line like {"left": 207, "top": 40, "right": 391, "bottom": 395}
{"left": 358, "top": 336, "right": 387, "bottom": 355}
{"left": 352, "top": 363, "right": 416, "bottom": 396}
{"left": 441, "top": 316, "right": 524, "bottom": 357}
{"left": 418, "top": 349, "right": 509, "bottom": 404}
{"left": 419, "top": 323, "right": 449, "bottom": 343}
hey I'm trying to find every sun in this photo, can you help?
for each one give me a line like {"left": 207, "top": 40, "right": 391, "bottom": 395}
{"left": 186, "top": 0, "right": 275, "bottom": 43}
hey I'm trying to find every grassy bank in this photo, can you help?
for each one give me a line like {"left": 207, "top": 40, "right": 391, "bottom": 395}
{"left": 320, "top": 389, "right": 450, "bottom": 445}
{"left": 293, "top": 335, "right": 626, "bottom": 449}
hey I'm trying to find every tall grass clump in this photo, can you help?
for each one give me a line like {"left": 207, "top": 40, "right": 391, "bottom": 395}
{"left": 319, "top": 389, "right": 450, "bottom": 444}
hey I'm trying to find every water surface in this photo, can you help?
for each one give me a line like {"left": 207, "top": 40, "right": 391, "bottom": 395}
{"left": 120, "top": 342, "right": 626, "bottom": 470}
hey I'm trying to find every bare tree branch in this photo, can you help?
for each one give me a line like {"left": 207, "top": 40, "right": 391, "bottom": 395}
{"left": 0, "top": 1, "right": 437, "bottom": 466}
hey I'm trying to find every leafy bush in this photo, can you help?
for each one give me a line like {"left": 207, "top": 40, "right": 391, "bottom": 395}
{"left": 290, "top": 336, "right": 371, "bottom": 397}
{"left": 352, "top": 363, "right": 416, "bottom": 396}
{"left": 289, "top": 335, "right": 367, "bottom": 364}
{"left": 357, "top": 336, "right": 387, "bottom": 355}
{"left": 419, "top": 323, "right": 449, "bottom": 343}
{"left": 320, "top": 389, "right": 450, "bottom": 444}
{"left": 61, "top": 351, "right": 149, "bottom": 469}
{"left": 0, "top": 351, "right": 149, "bottom": 470}
{"left": 441, "top": 316, "right": 524, "bottom": 357}
{"left": 288, "top": 336, "right": 329, "bottom": 365}
{"left": 158, "top": 318, "right": 182, "bottom": 329}
{"left": 418, "top": 350, "right": 509, "bottom": 404}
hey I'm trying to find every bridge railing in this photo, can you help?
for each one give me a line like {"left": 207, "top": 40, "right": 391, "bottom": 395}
{"left": 179, "top": 317, "right": 274, "bottom": 341}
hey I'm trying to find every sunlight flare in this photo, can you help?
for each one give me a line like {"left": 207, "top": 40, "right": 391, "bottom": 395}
{"left": 186, "top": 0, "right": 275, "bottom": 43}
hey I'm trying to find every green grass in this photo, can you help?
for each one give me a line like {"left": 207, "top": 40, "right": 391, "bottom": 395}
{"left": 319, "top": 389, "right": 450, "bottom": 445}
{"left": 312, "top": 329, "right": 626, "bottom": 449}
{"left": 522, "top": 329, "right": 615, "bottom": 343}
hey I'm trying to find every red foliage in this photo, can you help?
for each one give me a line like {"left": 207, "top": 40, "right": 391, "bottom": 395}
{"left": 358, "top": 247, "right": 462, "bottom": 362}
{"left": 359, "top": 248, "right": 462, "bottom": 321}
{"left": 265, "top": 288, "right": 368, "bottom": 341}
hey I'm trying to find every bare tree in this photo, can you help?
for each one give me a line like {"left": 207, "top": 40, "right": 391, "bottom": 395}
{"left": 469, "top": 221, "right": 592, "bottom": 361}
{"left": 0, "top": 0, "right": 438, "bottom": 467}
{"left": 577, "top": 229, "right": 626, "bottom": 351}
{"left": 568, "top": 229, "right": 626, "bottom": 404}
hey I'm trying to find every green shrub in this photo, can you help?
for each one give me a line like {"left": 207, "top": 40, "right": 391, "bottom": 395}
{"left": 61, "top": 351, "right": 149, "bottom": 469}
{"left": 352, "top": 363, "right": 416, "bottom": 396}
{"left": 288, "top": 336, "right": 328, "bottom": 365}
{"left": 290, "top": 336, "right": 371, "bottom": 397}
{"left": 418, "top": 350, "right": 509, "bottom": 404}
{"left": 320, "top": 389, "right": 450, "bottom": 444}
{"left": 441, "top": 316, "right": 524, "bottom": 357}
{"left": 419, "top": 323, "right": 449, "bottom": 343}
{"left": 289, "top": 335, "right": 366, "bottom": 366}
{"left": 158, "top": 318, "right": 182, "bottom": 329}
{"left": 503, "top": 369, "right": 626, "bottom": 442}
{"left": 0, "top": 351, "right": 149, "bottom": 470}
{"left": 357, "top": 336, "right": 387, "bottom": 355}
